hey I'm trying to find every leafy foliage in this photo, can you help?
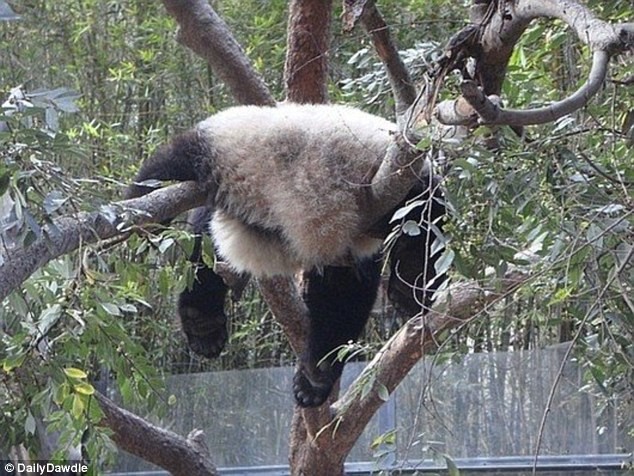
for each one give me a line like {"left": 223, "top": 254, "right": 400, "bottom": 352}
{"left": 0, "top": 0, "right": 631, "bottom": 468}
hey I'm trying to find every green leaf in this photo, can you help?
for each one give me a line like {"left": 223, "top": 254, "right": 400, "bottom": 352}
{"left": 444, "top": 453, "right": 460, "bottom": 476}
{"left": 74, "top": 382, "right": 95, "bottom": 396}
{"left": 158, "top": 237, "right": 175, "bottom": 254}
{"left": 2, "top": 353, "right": 26, "bottom": 372}
{"left": 43, "top": 190, "right": 68, "bottom": 214}
{"left": 100, "top": 303, "right": 121, "bottom": 316}
{"left": 24, "top": 411, "right": 36, "bottom": 435}
{"left": 53, "top": 383, "right": 70, "bottom": 406}
{"left": 402, "top": 220, "right": 421, "bottom": 236}
{"left": 435, "top": 248, "right": 455, "bottom": 275}
{"left": 377, "top": 383, "right": 389, "bottom": 402}
{"left": 37, "top": 304, "right": 62, "bottom": 335}
{"left": 71, "top": 394, "right": 84, "bottom": 419}
{"left": 390, "top": 199, "right": 426, "bottom": 222}
{"left": 64, "top": 367, "right": 88, "bottom": 379}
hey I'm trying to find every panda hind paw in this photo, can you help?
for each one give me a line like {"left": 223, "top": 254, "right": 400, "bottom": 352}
{"left": 292, "top": 363, "right": 335, "bottom": 408}
{"left": 178, "top": 305, "right": 228, "bottom": 359}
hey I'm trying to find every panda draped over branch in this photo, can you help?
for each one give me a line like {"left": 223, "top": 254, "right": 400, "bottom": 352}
{"left": 127, "top": 103, "right": 446, "bottom": 408}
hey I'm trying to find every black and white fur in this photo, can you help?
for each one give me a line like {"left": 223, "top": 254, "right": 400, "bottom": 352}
{"left": 127, "top": 104, "right": 445, "bottom": 407}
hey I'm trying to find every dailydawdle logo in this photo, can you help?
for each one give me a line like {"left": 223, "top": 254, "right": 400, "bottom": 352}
{"left": 3, "top": 460, "right": 88, "bottom": 475}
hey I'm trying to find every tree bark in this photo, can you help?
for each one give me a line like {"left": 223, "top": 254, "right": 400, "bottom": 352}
{"left": 343, "top": 0, "right": 417, "bottom": 118}
{"left": 161, "top": 0, "right": 274, "bottom": 106}
{"left": 284, "top": 0, "right": 333, "bottom": 104}
{"left": 282, "top": 2, "right": 346, "bottom": 473}
{"left": 95, "top": 393, "right": 218, "bottom": 476}
{"left": 434, "top": 0, "right": 634, "bottom": 127}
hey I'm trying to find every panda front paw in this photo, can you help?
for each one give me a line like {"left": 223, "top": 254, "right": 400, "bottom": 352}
{"left": 292, "top": 360, "right": 336, "bottom": 408}
{"left": 178, "top": 305, "right": 228, "bottom": 359}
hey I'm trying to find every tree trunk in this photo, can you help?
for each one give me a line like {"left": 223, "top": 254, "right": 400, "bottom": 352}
{"left": 284, "top": 0, "right": 333, "bottom": 104}
{"left": 289, "top": 410, "right": 345, "bottom": 476}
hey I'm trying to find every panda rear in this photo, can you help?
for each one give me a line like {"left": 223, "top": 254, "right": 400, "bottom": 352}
{"left": 127, "top": 104, "right": 446, "bottom": 408}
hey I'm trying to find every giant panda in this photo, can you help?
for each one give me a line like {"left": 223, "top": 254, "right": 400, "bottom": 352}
{"left": 127, "top": 103, "right": 446, "bottom": 407}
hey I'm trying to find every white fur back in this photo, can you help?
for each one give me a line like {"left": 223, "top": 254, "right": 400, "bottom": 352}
{"left": 197, "top": 104, "right": 396, "bottom": 276}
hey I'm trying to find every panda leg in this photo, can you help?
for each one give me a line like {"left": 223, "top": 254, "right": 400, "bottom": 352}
{"left": 178, "top": 207, "right": 229, "bottom": 359}
{"left": 388, "top": 176, "right": 447, "bottom": 316}
{"left": 293, "top": 258, "right": 381, "bottom": 408}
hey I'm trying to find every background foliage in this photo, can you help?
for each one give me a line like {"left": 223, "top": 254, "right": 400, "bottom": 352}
{"left": 0, "top": 0, "right": 631, "bottom": 469}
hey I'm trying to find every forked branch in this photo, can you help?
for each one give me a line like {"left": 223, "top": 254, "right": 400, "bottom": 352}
{"left": 434, "top": 0, "right": 634, "bottom": 127}
{"left": 161, "top": 0, "right": 275, "bottom": 106}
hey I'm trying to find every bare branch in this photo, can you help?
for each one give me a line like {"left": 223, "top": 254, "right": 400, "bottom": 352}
{"left": 468, "top": 51, "right": 609, "bottom": 126}
{"left": 161, "top": 0, "right": 275, "bottom": 106}
{"left": 435, "top": 0, "right": 632, "bottom": 127}
{"left": 95, "top": 392, "right": 218, "bottom": 476}
{"left": 0, "top": 183, "right": 205, "bottom": 301}
{"left": 257, "top": 276, "right": 309, "bottom": 355}
{"left": 355, "top": 1, "right": 417, "bottom": 117}
{"left": 435, "top": 50, "right": 610, "bottom": 126}
{"left": 364, "top": 133, "right": 426, "bottom": 228}
{"left": 517, "top": 1, "right": 632, "bottom": 53}
{"left": 342, "top": 0, "right": 417, "bottom": 117}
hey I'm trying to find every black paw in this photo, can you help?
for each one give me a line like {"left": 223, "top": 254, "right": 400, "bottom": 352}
{"left": 178, "top": 305, "right": 228, "bottom": 359}
{"left": 177, "top": 266, "right": 229, "bottom": 359}
{"left": 292, "top": 361, "right": 337, "bottom": 408}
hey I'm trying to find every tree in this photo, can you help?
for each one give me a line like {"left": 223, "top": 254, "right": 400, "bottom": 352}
{"left": 0, "top": 0, "right": 632, "bottom": 475}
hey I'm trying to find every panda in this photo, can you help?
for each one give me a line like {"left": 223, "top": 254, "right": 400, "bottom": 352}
{"left": 127, "top": 103, "right": 445, "bottom": 407}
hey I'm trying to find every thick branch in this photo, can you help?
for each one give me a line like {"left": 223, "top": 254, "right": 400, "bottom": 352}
{"left": 518, "top": 0, "right": 632, "bottom": 52}
{"left": 161, "top": 0, "right": 274, "bottom": 106}
{"left": 257, "top": 276, "right": 308, "bottom": 354}
{"left": 329, "top": 270, "right": 530, "bottom": 453}
{"left": 468, "top": 51, "right": 608, "bottom": 126}
{"left": 95, "top": 392, "right": 218, "bottom": 476}
{"left": 0, "top": 183, "right": 205, "bottom": 301}
{"left": 359, "top": 2, "right": 417, "bottom": 117}
{"left": 284, "top": 0, "right": 333, "bottom": 103}
{"left": 365, "top": 133, "right": 426, "bottom": 228}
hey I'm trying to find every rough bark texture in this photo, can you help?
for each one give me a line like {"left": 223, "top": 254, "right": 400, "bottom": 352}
{"left": 257, "top": 276, "right": 308, "bottom": 355}
{"left": 284, "top": 0, "right": 333, "bottom": 104}
{"left": 95, "top": 393, "right": 218, "bottom": 476}
{"left": 282, "top": 2, "right": 344, "bottom": 473}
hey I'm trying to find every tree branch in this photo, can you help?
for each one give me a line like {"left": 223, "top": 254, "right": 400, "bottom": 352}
{"left": 434, "top": 0, "right": 633, "bottom": 127}
{"left": 161, "top": 0, "right": 275, "bottom": 106}
{"left": 0, "top": 183, "right": 205, "bottom": 301}
{"left": 284, "top": 0, "right": 333, "bottom": 104}
{"left": 95, "top": 392, "right": 218, "bottom": 476}
{"left": 342, "top": 0, "right": 417, "bottom": 118}
{"left": 257, "top": 276, "right": 308, "bottom": 355}
{"left": 328, "top": 270, "right": 530, "bottom": 454}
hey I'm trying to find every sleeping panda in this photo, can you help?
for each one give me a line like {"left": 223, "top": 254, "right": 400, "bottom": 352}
{"left": 127, "top": 103, "right": 445, "bottom": 407}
